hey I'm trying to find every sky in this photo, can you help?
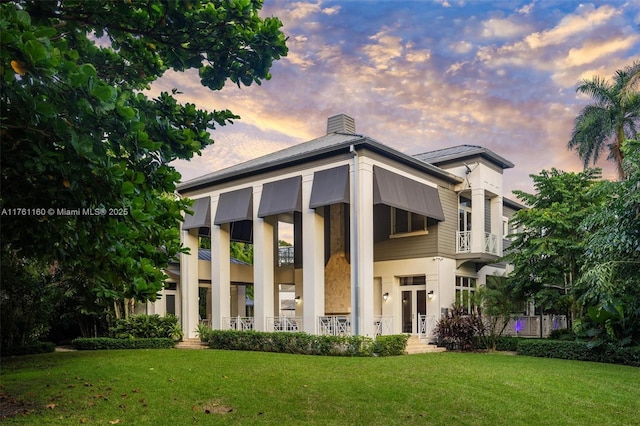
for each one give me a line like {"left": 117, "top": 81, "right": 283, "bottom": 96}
{"left": 151, "top": 0, "right": 639, "bottom": 197}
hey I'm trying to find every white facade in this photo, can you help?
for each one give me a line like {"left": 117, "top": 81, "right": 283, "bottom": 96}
{"left": 153, "top": 115, "right": 524, "bottom": 339}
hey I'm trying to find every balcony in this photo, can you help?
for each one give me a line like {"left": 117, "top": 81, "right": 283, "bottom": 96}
{"left": 456, "top": 231, "right": 499, "bottom": 255}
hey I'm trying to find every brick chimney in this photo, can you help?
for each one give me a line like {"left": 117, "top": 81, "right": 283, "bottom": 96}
{"left": 327, "top": 114, "right": 356, "bottom": 134}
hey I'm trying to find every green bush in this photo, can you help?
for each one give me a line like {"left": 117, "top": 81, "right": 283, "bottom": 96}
{"left": 72, "top": 337, "right": 176, "bottom": 350}
{"left": 372, "top": 334, "right": 410, "bottom": 356}
{"left": 548, "top": 328, "right": 576, "bottom": 341}
{"left": 516, "top": 339, "right": 640, "bottom": 367}
{"left": 207, "top": 330, "right": 408, "bottom": 357}
{"left": 110, "top": 314, "right": 183, "bottom": 340}
{"left": 0, "top": 341, "right": 56, "bottom": 357}
{"left": 474, "top": 336, "right": 522, "bottom": 352}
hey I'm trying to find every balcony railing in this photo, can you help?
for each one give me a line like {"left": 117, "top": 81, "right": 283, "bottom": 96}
{"left": 267, "top": 316, "right": 302, "bottom": 332}
{"left": 318, "top": 316, "right": 351, "bottom": 336}
{"left": 456, "top": 231, "right": 499, "bottom": 255}
{"left": 222, "top": 316, "right": 254, "bottom": 331}
{"left": 278, "top": 246, "right": 294, "bottom": 266}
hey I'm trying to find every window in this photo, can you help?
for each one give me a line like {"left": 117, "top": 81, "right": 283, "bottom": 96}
{"left": 399, "top": 275, "right": 426, "bottom": 286}
{"left": 392, "top": 208, "right": 426, "bottom": 235}
{"left": 455, "top": 276, "right": 477, "bottom": 313}
{"left": 459, "top": 195, "right": 472, "bottom": 232}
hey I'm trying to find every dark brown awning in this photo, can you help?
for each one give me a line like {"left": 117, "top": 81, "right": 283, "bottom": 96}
{"left": 214, "top": 187, "right": 253, "bottom": 225}
{"left": 373, "top": 166, "right": 445, "bottom": 221}
{"left": 309, "top": 165, "right": 350, "bottom": 209}
{"left": 183, "top": 196, "right": 211, "bottom": 230}
{"left": 258, "top": 176, "right": 302, "bottom": 218}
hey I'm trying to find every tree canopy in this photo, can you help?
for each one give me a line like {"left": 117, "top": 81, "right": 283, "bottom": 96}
{"left": 0, "top": 0, "right": 287, "bottom": 303}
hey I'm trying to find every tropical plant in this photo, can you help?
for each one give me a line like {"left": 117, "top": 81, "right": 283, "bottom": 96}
{"left": 477, "top": 275, "right": 523, "bottom": 349}
{"left": 435, "top": 303, "right": 486, "bottom": 351}
{"left": 568, "top": 61, "right": 640, "bottom": 179}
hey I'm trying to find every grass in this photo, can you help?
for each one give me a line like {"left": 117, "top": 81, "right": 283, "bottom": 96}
{"left": 1, "top": 349, "right": 639, "bottom": 425}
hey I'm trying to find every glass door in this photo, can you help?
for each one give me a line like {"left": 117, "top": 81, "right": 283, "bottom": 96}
{"left": 402, "top": 289, "right": 427, "bottom": 334}
{"left": 402, "top": 291, "right": 412, "bottom": 333}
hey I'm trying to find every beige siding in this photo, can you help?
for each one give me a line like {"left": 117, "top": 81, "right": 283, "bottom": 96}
{"left": 436, "top": 186, "right": 458, "bottom": 257}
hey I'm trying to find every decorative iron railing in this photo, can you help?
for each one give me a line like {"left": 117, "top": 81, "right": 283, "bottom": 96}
{"left": 267, "top": 316, "right": 302, "bottom": 332}
{"left": 374, "top": 316, "right": 393, "bottom": 336}
{"left": 278, "top": 246, "right": 294, "bottom": 266}
{"left": 222, "top": 316, "right": 254, "bottom": 331}
{"left": 318, "top": 316, "right": 351, "bottom": 336}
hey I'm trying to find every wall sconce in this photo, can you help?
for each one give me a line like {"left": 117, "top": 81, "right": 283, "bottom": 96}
{"left": 383, "top": 292, "right": 389, "bottom": 302}
{"left": 295, "top": 296, "right": 301, "bottom": 304}
{"left": 427, "top": 290, "right": 434, "bottom": 300}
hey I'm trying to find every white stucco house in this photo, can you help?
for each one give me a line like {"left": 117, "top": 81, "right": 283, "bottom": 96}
{"left": 148, "top": 114, "right": 533, "bottom": 339}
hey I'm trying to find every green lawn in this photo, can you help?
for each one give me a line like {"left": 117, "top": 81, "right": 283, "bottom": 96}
{"left": 1, "top": 349, "right": 638, "bottom": 425}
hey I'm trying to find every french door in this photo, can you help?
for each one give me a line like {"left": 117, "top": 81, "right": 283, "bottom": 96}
{"left": 401, "top": 288, "right": 426, "bottom": 334}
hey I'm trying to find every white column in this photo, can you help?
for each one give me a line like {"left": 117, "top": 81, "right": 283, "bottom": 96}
{"left": 471, "top": 187, "right": 485, "bottom": 253}
{"left": 351, "top": 155, "right": 375, "bottom": 337}
{"left": 211, "top": 198, "right": 231, "bottom": 330}
{"left": 302, "top": 172, "right": 325, "bottom": 334}
{"left": 180, "top": 228, "right": 200, "bottom": 338}
{"left": 253, "top": 186, "right": 275, "bottom": 331}
{"left": 491, "top": 196, "right": 503, "bottom": 256}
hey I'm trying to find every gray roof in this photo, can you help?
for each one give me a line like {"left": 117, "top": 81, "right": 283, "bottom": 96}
{"left": 413, "top": 145, "right": 514, "bottom": 169}
{"left": 178, "top": 132, "right": 463, "bottom": 192}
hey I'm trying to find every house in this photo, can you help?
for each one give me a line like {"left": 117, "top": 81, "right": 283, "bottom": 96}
{"left": 149, "top": 114, "right": 532, "bottom": 339}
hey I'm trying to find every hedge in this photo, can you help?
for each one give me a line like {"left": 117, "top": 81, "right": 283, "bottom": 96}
{"left": 516, "top": 339, "right": 640, "bottom": 367}
{"left": 72, "top": 337, "right": 176, "bottom": 350}
{"left": 0, "top": 342, "right": 56, "bottom": 357}
{"left": 207, "top": 330, "right": 409, "bottom": 357}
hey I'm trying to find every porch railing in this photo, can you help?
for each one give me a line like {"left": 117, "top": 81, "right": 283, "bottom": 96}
{"left": 498, "top": 315, "right": 567, "bottom": 337}
{"left": 374, "top": 316, "right": 393, "bottom": 336}
{"left": 267, "top": 316, "right": 302, "bottom": 332}
{"left": 418, "top": 314, "right": 437, "bottom": 340}
{"left": 318, "top": 316, "right": 351, "bottom": 336}
{"left": 222, "top": 316, "right": 254, "bottom": 331}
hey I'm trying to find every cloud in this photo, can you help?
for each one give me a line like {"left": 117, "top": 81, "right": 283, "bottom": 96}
{"left": 516, "top": 1, "right": 536, "bottom": 15}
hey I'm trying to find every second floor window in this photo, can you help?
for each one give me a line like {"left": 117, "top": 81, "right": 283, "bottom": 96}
{"left": 392, "top": 208, "right": 426, "bottom": 235}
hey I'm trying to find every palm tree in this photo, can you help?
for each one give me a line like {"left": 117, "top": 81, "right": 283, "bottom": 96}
{"left": 568, "top": 62, "right": 640, "bottom": 179}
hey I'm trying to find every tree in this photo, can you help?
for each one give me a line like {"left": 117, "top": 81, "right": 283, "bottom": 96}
{"left": 0, "top": 1, "right": 287, "bottom": 306}
{"left": 574, "top": 139, "right": 640, "bottom": 346}
{"left": 568, "top": 62, "right": 640, "bottom": 179}
{"left": 505, "top": 168, "right": 604, "bottom": 326}
{"left": 477, "top": 275, "right": 522, "bottom": 349}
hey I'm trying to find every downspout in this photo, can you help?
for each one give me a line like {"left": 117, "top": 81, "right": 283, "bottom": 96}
{"left": 350, "top": 144, "right": 360, "bottom": 335}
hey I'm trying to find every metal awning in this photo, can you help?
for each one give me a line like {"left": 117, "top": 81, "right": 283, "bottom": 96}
{"left": 183, "top": 196, "right": 211, "bottom": 230}
{"left": 214, "top": 187, "right": 253, "bottom": 225}
{"left": 258, "top": 176, "right": 302, "bottom": 218}
{"left": 309, "top": 165, "right": 350, "bottom": 209}
{"left": 373, "top": 166, "right": 445, "bottom": 221}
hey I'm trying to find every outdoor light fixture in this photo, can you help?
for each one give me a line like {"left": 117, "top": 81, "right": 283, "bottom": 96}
{"left": 427, "top": 290, "right": 434, "bottom": 300}
{"left": 295, "top": 296, "right": 301, "bottom": 304}
{"left": 383, "top": 292, "right": 389, "bottom": 301}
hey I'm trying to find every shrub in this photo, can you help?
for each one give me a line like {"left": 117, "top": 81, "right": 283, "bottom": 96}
{"left": 195, "top": 323, "right": 213, "bottom": 342}
{"left": 548, "top": 328, "right": 576, "bottom": 341}
{"left": 207, "top": 330, "right": 408, "bottom": 357}
{"left": 110, "top": 314, "right": 183, "bottom": 340}
{"left": 0, "top": 341, "right": 56, "bottom": 357}
{"left": 436, "top": 303, "right": 486, "bottom": 351}
{"left": 474, "top": 335, "right": 521, "bottom": 352}
{"left": 72, "top": 337, "right": 176, "bottom": 350}
{"left": 516, "top": 339, "right": 640, "bottom": 367}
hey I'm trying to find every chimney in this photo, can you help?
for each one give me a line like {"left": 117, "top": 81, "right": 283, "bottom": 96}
{"left": 327, "top": 114, "right": 356, "bottom": 134}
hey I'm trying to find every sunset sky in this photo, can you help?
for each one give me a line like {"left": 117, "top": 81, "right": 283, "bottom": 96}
{"left": 152, "top": 0, "right": 639, "bottom": 197}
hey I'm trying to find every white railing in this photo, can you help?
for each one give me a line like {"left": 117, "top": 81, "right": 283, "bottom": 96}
{"left": 485, "top": 232, "right": 498, "bottom": 255}
{"left": 222, "top": 316, "right": 254, "bottom": 331}
{"left": 456, "top": 231, "right": 499, "bottom": 255}
{"left": 199, "top": 319, "right": 212, "bottom": 327}
{"left": 418, "top": 314, "right": 437, "bottom": 340}
{"left": 456, "top": 231, "right": 471, "bottom": 253}
{"left": 318, "top": 316, "right": 351, "bottom": 336}
{"left": 278, "top": 246, "right": 294, "bottom": 266}
{"left": 499, "top": 315, "right": 567, "bottom": 337}
{"left": 267, "top": 316, "right": 302, "bottom": 332}
{"left": 374, "top": 316, "right": 393, "bottom": 336}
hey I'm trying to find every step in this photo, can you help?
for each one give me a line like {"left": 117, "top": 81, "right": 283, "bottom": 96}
{"left": 404, "top": 337, "right": 446, "bottom": 355}
{"left": 175, "top": 339, "right": 208, "bottom": 349}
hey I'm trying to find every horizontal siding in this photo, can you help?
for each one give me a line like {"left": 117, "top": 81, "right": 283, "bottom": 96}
{"left": 436, "top": 186, "right": 457, "bottom": 257}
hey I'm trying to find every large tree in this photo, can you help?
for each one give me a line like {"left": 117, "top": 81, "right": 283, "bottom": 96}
{"left": 0, "top": 1, "right": 287, "bottom": 304}
{"left": 505, "top": 168, "right": 604, "bottom": 325}
{"left": 568, "top": 62, "right": 640, "bottom": 179}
